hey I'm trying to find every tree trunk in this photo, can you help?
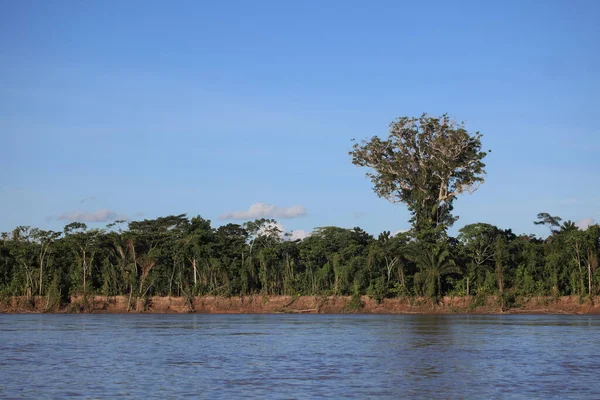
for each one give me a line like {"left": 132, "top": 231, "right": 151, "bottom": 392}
{"left": 398, "top": 263, "right": 405, "bottom": 288}
{"left": 39, "top": 243, "right": 51, "bottom": 296}
{"left": 82, "top": 250, "right": 87, "bottom": 298}
{"left": 587, "top": 250, "right": 598, "bottom": 300}
{"left": 38, "top": 250, "right": 44, "bottom": 296}
{"left": 588, "top": 262, "right": 592, "bottom": 298}
{"left": 386, "top": 257, "right": 398, "bottom": 285}
{"left": 169, "top": 259, "right": 176, "bottom": 297}
{"left": 496, "top": 262, "right": 504, "bottom": 294}
{"left": 127, "top": 283, "right": 133, "bottom": 312}
{"left": 22, "top": 261, "right": 33, "bottom": 299}
{"left": 574, "top": 243, "right": 584, "bottom": 295}
{"left": 192, "top": 258, "right": 198, "bottom": 286}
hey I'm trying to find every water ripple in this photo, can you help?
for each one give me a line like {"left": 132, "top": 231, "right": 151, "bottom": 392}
{"left": 1, "top": 314, "right": 599, "bottom": 399}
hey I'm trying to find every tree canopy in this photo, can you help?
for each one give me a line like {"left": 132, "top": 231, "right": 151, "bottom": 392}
{"left": 1, "top": 213, "right": 598, "bottom": 309}
{"left": 350, "top": 113, "right": 488, "bottom": 237}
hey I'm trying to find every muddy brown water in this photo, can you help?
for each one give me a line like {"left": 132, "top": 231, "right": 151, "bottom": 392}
{"left": 1, "top": 314, "right": 599, "bottom": 398}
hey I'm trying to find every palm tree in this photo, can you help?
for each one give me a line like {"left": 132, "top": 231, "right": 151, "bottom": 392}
{"left": 411, "top": 246, "right": 461, "bottom": 301}
{"left": 560, "top": 220, "right": 577, "bottom": 234}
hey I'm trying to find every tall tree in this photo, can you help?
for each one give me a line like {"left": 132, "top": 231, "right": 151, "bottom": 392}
{"left": 350, "top": 113, "right": 488, "bottom": 238}
{"left": 11, "top": 226, "right": 36, "bottom": 298}
{"left": 534, "top": 213, "right": 562, "bottom": 235}
{"left": 30, "top": 229, "right": 61, "bottom": 296}
{"left": 494, "top": 235, "right": 509, "bottom": 295}
{"left": 370, "top": 231, "right": 409, "bottom": 288}
{"left": 64, "top": 222, "right": 102, "bottom": 298}
{"left": 458, "top": 223, "right": 498, "bottom": 295}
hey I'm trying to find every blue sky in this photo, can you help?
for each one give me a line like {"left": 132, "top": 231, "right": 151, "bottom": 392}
{"left": 1, "top": 0, "right": 599, "bottom": 238}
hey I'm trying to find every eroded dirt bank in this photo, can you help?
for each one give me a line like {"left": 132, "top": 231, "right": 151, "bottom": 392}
{"left": 2, "top": 295, "right": 600, "bottom": 314}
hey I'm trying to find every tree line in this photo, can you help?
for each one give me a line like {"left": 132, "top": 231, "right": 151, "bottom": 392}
{"left": 2, "top": 114, "right": 597, "bottom": 307}
{"left": 1, "top": 213, "right": 598, "bottom": 305}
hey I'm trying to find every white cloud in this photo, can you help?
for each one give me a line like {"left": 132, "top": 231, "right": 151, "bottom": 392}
{"left": 55, "top": 209, "right": 129, "bottom": 223}
{"left": 219, "top": 203, "right": 307, "bottom": 220}
{"left": 575, "top": 217, "right": 595, "bottom": 230}
{"left": 288, "top": 229, "right": 311, "bottom": 241}
{"left": 79, "top": 196, "right": 97, "bottom": 204}
{"left": 251, "top": 220, "right": 311, "bottom": 241}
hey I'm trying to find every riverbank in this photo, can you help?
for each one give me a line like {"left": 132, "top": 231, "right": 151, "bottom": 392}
{"left": 1, "top": 295, "right": 599, "bottom": 314}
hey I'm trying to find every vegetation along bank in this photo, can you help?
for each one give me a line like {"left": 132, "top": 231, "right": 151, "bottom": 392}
{"left": 1, "top": 114, "right": 598, "bottom": 313}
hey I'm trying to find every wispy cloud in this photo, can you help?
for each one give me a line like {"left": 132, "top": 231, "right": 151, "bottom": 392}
{"left": 219, "top": 203, "right": 307, "bottom": 220}
{"left": 79, "top": 196, "right": 97, "bottom": 204}
{"left": 288, "top": 229, "right": 311, "bottom": 241}
{"left": 255, "top": 221, "right": 311, "bottom": 241}
{"left": 575, "top": 217, "right": 595, "bottom": 230}
{"left": 54, "top": 209, "right": 129, "bottom": 223}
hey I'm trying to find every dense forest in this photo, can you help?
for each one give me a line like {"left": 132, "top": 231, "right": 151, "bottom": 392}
{"left": 0, "top": 213, "right": 599, "bottom": 306}
{"left": 2, "top": 114, "right": 598, "bottom": 308}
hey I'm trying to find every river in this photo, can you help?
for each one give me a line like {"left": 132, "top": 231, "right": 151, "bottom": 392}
{"left": 1, "top": 314, "right": 599, "bottom": 398}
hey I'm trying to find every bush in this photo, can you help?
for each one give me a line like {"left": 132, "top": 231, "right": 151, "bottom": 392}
{"left": 499, "top": 291, "right": 520, "bottom": 310}
{"left": 367, "top": 277, "right": 387, "bottom": 304}
{"left": 346, "top": 293, "right": 363, "bottom": 312}
{"left": 469, "top": 292, "right": 487, "bottom": 309}
{"left": 390, "top": 282, "right": 410, "bottom": 298}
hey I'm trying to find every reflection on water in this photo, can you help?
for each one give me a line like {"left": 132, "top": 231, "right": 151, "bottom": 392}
{"left": 1, "top": 314, "right": 599, "bottom": 399}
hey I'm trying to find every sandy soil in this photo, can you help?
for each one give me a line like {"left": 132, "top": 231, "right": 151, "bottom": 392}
{"left": 1, "top": 295, "right": 599, "bottom": 314}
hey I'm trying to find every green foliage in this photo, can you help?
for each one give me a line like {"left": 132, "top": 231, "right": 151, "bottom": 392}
{"left": 43, "top": 272, "right": 64, "bottom": 312}
{"left": 445, "top": 276, "right": 465, "bottom": 297}
{"left": 367, "top": 276, "right": 387, "bottom": 303}
{"left": 534, "top": 213, "right": 562, "bottom": 235}
{"left": 469, "top": 292, "right": 488, "bottom": 309}
{"left": 0, "top": 212, "right": 599, "bottom": 302}
{"left": 346, "top": 293, "right": 364, "bottom": 312}
{"left": 499, "top": 291, "right": 520, "bottom": 310}
{"left": 350, "top": 113, "right": 488, "bottom": 235}
{"left": 390, "top": 282, "right": 411, "bottom": 297}
{"left": 410, "top": 244, "right": 461, "bottom": 300}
